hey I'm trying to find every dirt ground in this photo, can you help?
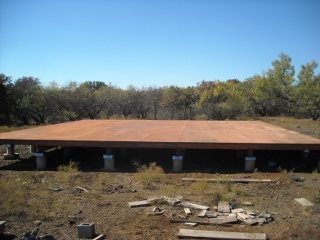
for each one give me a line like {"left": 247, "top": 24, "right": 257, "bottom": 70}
{"left": 0, "top": 143, "right": 320, "bottom": 240}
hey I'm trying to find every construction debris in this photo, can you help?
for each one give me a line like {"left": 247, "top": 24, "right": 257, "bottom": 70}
{"left": 128, "top": 198, "right": 272, "bottom": 226}
{"left": 184, "top": 208, "right": 192, "bottom": 215}
{"left": 76, "top": 187, "right": 88, "bottom": 192}
{"left": 177, "top": 229, "right": 267, "bottom": 240}
{"left": 128, "top": 200, "right": 151, "bottom": 207}
{"left": 218, "top": 201, "right": 231, "bottom": 213}
{"left": 180, "top": 202, "right": 209, "bottom": 210}
{"left": 295, "top": 198, "right": 314, "bottom": 207}
{"left": 182, "top": 178, "right": 272, "bottom": 183}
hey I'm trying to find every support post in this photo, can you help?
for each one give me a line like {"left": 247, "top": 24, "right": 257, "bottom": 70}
{"left": 3, "top": 144, "right": 19, "bottom": 160}
{"left": 30, "top": 145, "right": 36, "bottom": 153}
{"left": 103, "top": 148, "right": 114, "bottom": 171}
{"left": 245, "top": 149, "right": 256, "bottom": 172}
{"left": 35, "top": 152, "right": 47, "bottom": 170}
{"left": 173, "top": 155, "right": 183, "bottom": 172}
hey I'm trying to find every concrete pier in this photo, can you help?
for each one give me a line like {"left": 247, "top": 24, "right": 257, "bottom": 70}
{"left": 3, "top": 144, "right": 19, "bottom": 160}
{"left": 245, "top": 150, "right": 256, "bottom": 172}
{"left": 173, "top": 155, "right": 183, "bottom": 172}
{"left": 103, "top": 154, "right": 115, "bottom": 171}
{"left": 35, "top": 152, "right": 46, "bottom": 170}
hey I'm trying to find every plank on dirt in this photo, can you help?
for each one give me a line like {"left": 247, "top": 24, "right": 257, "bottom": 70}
{"left": 182, "top": 178, "right": 272, "bottom": 183}
{"left": 198, "top": 210, "right": 207, "bottom": 218}
{"left": 295, "top": 198, "right": 314, "bottom": 207}
{"left": 128, "top": 200, "right": 151, "bottom": 207}
{"left": 218, "top": 201, "right": 231, "bottom": 213}
{"left": 177, "top": 229, "right": 266, "bottom": 240}
{"left": 209, "top": 216, "right": 238, "bottom": 224}
{"left": 184, "top": 208, "right": 192, "bottom": 215}
{"left": 181, "top": 202, "right": 209, "bottom": 210}
{"left": 170, "top": 219, "right": 231, "bottom": 226}
{"left": 93, "top": 234, "right": 105, "bottom": 240}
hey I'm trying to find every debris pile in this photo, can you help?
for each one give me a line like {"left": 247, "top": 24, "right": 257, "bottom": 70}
{"left": 128, "top": 197, "right": 273, "bottom": 226}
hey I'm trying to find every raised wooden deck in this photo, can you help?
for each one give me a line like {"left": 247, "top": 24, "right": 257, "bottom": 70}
{"left": 0, "top": 120, "right": 320, "bottom": 150}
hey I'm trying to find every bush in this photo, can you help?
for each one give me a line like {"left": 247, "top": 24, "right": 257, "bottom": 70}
{"left": 134, "top": 162, "right": 165, "bottom": 188}
{"left": 57, "top": 160, "right": 79, "bottom": 173}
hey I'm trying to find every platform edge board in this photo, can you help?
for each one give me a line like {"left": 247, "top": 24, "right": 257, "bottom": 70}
{"left": 177, "top": 229, "right": 266, "bottom": 240}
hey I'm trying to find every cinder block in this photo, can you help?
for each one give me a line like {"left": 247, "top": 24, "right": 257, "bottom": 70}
{"left": 78, "top": 223, "right": 95, "bottom": 238}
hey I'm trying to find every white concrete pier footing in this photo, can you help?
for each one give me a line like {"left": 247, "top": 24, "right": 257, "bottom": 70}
{"left": 3, "top": 144, "right": 19, "bottom": 160}
{"left": 35, "top": 152, "right": 46, "bottom": 170}
{"left": 103, "top": 154, "right": 115, "bottom": 171}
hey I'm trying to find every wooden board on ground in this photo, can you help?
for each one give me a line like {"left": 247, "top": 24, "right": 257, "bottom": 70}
{"left": 177, "top": 229, "right": 266, "bottom": 240}
{"left": 170, "top": 219, "right": 231, "bottom": 226}
{"left": 218, "top": 201, "right": 231, "bottom": 213}
{"left": 182, "top": 178, "right": 272, "bottom": 183}
{"left": 295, "top": 198, "right": 314, "bottom": 207}
{"left": 209, "top": 216, "right": 238, "bottom": 224}
{"left": 184, "top": 208, "right": 192, "bottom": 215}
{"left": 128, "top": 200, "right": 151, "bottom": 207}
{"left": 181, "top": 202, "right": 209, "bottom": 210}
{"left": 198, "top": 210, "right": 207, "bottom": 217}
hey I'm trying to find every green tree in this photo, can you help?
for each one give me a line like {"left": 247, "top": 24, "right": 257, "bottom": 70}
{"left": 199, "top": 80, "right": 245, "bottom": 120}
{"left": 12, "top": 76, "right": 42, "bottom": 124}
{"left": 161, "top": 86, "right": 184, "bottom": 119}
{"left": 0, "top": 73, "right": 14, "bottom": 124}
{"left": 266, "top": 53, "right": 296, "bottom": 115}
{"left": 95, "top": 84, "right": 120, "bottom": 119}
{"left": 297, "top": 61, "right": 320, "bottom": 120}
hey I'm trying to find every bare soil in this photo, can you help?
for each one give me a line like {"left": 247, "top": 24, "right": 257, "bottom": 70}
{"left": 0, "top": 144, "right": 320, "bottom": 240}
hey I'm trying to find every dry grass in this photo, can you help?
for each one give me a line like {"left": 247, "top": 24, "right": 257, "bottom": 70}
{"left": 134, "top": 162, "right": 166, "bottom": 188}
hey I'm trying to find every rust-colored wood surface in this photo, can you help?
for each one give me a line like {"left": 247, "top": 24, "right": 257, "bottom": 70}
{"left": 0, "top": 120, "right": 319, "bottom": 150}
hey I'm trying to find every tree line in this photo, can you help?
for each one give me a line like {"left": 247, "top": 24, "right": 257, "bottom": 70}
{"left": 0, "top": 53, "right": 319, "bottom": 125}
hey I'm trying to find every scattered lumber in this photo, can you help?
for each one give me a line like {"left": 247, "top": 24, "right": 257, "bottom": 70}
{"left": 295, "top": 198, "right": 314, "bottom": 207}
{"left": 128, "top": 200, "right": 151, "bottom": 207}
{"left": 93, "top": 234, "right": 105, "bottom": 240}
{"left": 162, "top": 196, "right": 181, "bottom": 205}
{"left": 182, "top": 178, "right": 272, "bottom": 183}
{"left": 76, "top": 187, "right": 88, "bottom": 192}
{"left": 180, "top": 202, "right": 209, "bottom": 210}
{"left": 218, "top": 201, "right": 231, "bottom": 213}
{"left": 209, "top": 216, "right": 238, "bottom": 224}
{"left": 184, "top": 208, "right": 192, "bottom": 215}
{"left": 177, "top": 229, "right": 267, "bottom": 239}
{"left": 170, "top": 219, "right": 231, "bottom": 226}
{"left": 185, "top": 222, "right": 198, "bottom": 227}
{"left": 205, "top": 211, "right": 217, "bottom": 218}
{"left": 197, "top": 210, "right": 207, "bottom": 218}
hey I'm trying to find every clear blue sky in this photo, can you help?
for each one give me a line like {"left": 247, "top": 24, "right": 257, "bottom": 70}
{"left": 1, "top": 0, "right": 319, "bottom": 89}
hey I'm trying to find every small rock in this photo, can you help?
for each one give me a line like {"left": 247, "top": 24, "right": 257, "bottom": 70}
{"left": 34, "top": 220, "right": 42, "bottom": 226}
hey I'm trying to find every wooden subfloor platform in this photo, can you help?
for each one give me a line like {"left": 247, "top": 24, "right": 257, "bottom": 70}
{"left": 0, "top": 120, "right": 319, "bottom": 150}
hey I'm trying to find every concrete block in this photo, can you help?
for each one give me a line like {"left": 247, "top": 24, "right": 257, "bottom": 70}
{"left": 78, "top": 223, "right": 95, "bottom": 238}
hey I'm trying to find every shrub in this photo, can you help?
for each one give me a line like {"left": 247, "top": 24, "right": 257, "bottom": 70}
{"left": 134, "top": 162, "right": 165, "bottom": 188}
{"left": 57, "top": 160, "right": 79, "bottom": 173}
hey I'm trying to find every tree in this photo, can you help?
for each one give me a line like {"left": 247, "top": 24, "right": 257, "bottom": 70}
{"left": 20, "top": 86, "right": 57, "bottom": 124}
{"left": 266, "top": 53, "right": 296, "bottom": 115}
{"left": 0, "top": 73, "right": 14, "bottom": 124}
{"left": 12, "top": 76, "right": 42, "bottom": 124}
{"left": 181, "top": 87, "right": 197, "bottom": 120}
{"left": 297, "top": 61, "right": 320, "bottom": 120}
{"left": 149, "top": 87, "right": 163, "bottom": 120}
{"left": 161, "top": 86, "right": 184, "bottom": 119}
{"left": 243, "top": 75, "right": 276, "bottom": 116}
{"left": 95, "top": 84, "right": 120, "bottom": 119}
{"left": 199, "top": 80, "right": 245, "bottom": 120}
